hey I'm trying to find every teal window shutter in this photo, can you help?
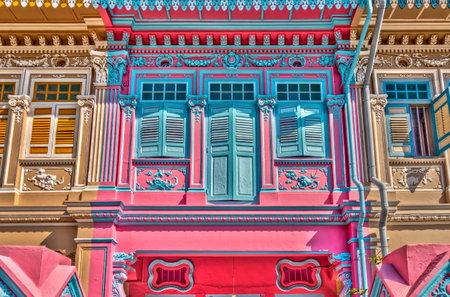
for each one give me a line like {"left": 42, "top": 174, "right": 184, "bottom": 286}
{"left": 431, "top": 87, "right": 450, "bottom": 155}
{"left": 233, "top": 104, "right": 256, "bottom": 200}
{"left": 209, "top": 105, "right": 231, "bottom": 200}
{"left": 140, "top": 105, "right": 162, "bottom": 156}
{"left": 163, "top": 104, "right": 186, "bottom": 157}
{"left": 386, "top": 104, "right": 414, "bottom": 157}
{"left": 301, "top": 105, "right": 326, "bottom": 157}
{"left": 277, "top": 105, "right": 302, "bottom": 157}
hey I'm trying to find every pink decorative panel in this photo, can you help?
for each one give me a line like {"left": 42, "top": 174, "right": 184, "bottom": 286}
{"left": 278, "top": 167, "right": 329, "bottom": 191}
{"left": 135, "top": 167, "right": 187, "bottom": 191}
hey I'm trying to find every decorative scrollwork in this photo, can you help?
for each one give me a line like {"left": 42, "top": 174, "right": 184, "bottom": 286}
{"left": 118, "top": 94, "right": 137, "bottom": 122}
{"left": 188, "top": 95, "right": 207, "bottom": 123}
{"left": 8, "top": 95, "right": 31, "bottom": 123}
{"left": 27, "top": 169, "right": 64, "bottom": 191}
{"left": 257, "top": 95, "right": 276, "bottom": 121}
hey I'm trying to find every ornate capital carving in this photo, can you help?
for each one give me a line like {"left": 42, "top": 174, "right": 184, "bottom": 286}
{"left": 77, "top": 95, "right": 95, "bottom": 124}
{"left": 370, "top": 94, "right": 388, "bottom": 123}
{"left": 188, "top": 95, "right": 207, "bottom": 123}
{"left": 113, "top": 252, "right": 137, "bottom": 263}
{"left": 257, "top": 95, "right": 276, "bottom": 121}
{"left": 91, "top": 51, "right": 108, "bottom": 85}
{"left": 118, "top": 94, "right": 137, "bottom": 122}
{"left": 335, "top": 55, "right": 352, "bottom": 84}
{"left": 326, "top": 95, "right": 345, "bottom": 122}
{"left": 107, "top": 56, "right": 127, "bottom": 86}
{"left": 112, "top": 252, "right": 136, "bottom": 297}
{"left": 7, "top": 95, "right": 30, "bottom": 123}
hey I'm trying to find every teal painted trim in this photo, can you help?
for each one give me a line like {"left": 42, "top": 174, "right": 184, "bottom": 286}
{"left": 260, "top": 188, "right": 278, "bottom": 192}
{"left": 0, "top": 267, "right": 27, "bottom": 297}
{"left": 432, "top": 87, "right": 450, "bottom": 155}
{"left": 135, "top": 250, "right": 331, "bottom": 255}
{"left": 79, "top": 238, "right": 118, "bottom": 244}
{"left": 115, "top": 187, "right": 133, "bottom": 192}
{"left": 369, "top": 275, "right": 382, "bottom": 297}
{"left": 187, "top": 188, "right": 206, "bottom": 192}
{"left": 66, "top": 274, "right": 84, "bottom": 297}
{"left": 347, "top": 237, "right": 371, "bottom": 245}
{"left": 418, "top": 260, "right": 450, "bottom": 296}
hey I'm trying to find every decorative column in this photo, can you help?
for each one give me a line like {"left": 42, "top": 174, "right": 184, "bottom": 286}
{"left": 117, "top": 94, "right": 138, "bottom": 188}
{"left": 3, "top": 95, "right": 30, "bottom": 188}
{"left": 370, "top": 94, "right": 389, "bottom": 183}
{"left": 88, "top": 52, "right": 108, "bottom": 185}
{"left": 112, "top": 252, "right": 136, "bottom": 297}
{"left": 329, "top": 253, "right": 353, "bottom": 297}
{"left": 101, "top": 55, "right": 127, "bottom": 185}
{"left": 257, "top": 95, "right": 277, "bottom": 191}
{"left": 74, "top": 95, "right": 95, "bottom": 188}
{"left": 326, "top": 95, "right": 346, "bottom": 191}
{"left": 187, "top": 95, "right": 207, "bottom": 191}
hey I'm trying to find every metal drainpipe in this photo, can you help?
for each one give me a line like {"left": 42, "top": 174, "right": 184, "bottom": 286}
{"left": 342, "top": 0, "right": 373, "bottom": 293}
{"left": 362, "top": 0, "right": 389, "bottom": 257}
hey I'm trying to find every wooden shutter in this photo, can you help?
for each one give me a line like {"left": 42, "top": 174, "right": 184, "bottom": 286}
{"left": 277, "top": 105, "right": 302, "bottom": 157}
{"left": 301, "top": 105, "right": 326, "bottom": 157}
{"left": 233, "top": 104, "right": 256, "bottom": 200}
{"left": 140, "top": 106, "right": 161, "bottom": 156}
{"left": 163, "top": 104, "right": 186, "bottom": 157}
{"left": 431, "top": 87, "right": 450, "bottom": 155}
{"left": 209, "top": 105, "right": 231, "bottom": 200}
{"left": 54, "top": 108, "right": 76, "bottom": 155}
{"left": 0, "top": 109, "right": 9, "bottom": 164}
{"left": 386, "top": 104, "right": 414, "bottom": 157}
{"left": 30, "top": 108, "right": 52, "bottom": 155}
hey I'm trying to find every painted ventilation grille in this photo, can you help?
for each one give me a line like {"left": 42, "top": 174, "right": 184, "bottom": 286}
{"left": 276, "top": 259, "right": 322, "bottom": 291}
{"left": 148, "top": 259, "right": 194, "bottom": 292}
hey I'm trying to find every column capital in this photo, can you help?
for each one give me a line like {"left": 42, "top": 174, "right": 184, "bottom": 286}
{"left": 112, "top": 252, "right": 136, "bottom": 297}
{"left": 257, "top": 95, "right": 276, "bottom": 122}
{"left": 188, "top": 95, "right": 207, "bottom": 123}
{"left": 7, "top": 95, "right": 31, "bottom": 123}
{"left": 118, "top": 94, "right": 137, "bottom": 122}
{"left": 370, "top": 94, "right": 388, "bottom": 123}
{"left": 326, "top": 95, "right": 345, "bottom": 122}
{"left": 77, "top": 95, "right": 95, "bottom": 124}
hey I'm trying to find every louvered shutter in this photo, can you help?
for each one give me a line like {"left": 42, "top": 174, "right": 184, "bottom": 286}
{"left": 0, "top": 109, "right": 8, "bottom": 165}
{"left": 301, "top": 105, "right": 326, "bottom": 157}
{"left": 431, "top": 87, "right": 450, "bottom": 155}
{"left": 140, "top": 106, "right": 162, "bottom": 156}
{"left": 386, "top": 104, "right": 414, "bottom": 157}
{"left": 54, "top": 108, "right": 77, "bottom": 155}
{"left": 209, "top": 105, "right": 231, "bottom": 200}
{"left": 277, "top": 105, "right": 301, "bottom": 157}
{"left": 30, "top": 108, "right": 52, "bottom": 155}
{"left": 233, "top": 104, "right": 256, "bottom": 200}
{"left": 163, "top": 104, "right": 186, "bottom": 157}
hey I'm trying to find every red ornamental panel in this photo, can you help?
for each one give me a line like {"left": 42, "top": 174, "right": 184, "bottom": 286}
{"left": 148, "top": 259, "right": 194, "bottom": 292}
{"left": 276, "top": 259, "right": 322, "bottom": 291}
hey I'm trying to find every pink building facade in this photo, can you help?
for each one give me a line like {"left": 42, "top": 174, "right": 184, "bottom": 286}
{"left": 88, "top": 3, "right": 371, "bottom": 297}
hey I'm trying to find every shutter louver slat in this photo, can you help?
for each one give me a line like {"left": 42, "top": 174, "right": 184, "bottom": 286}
{"left": 0, "top": 118, "right": 7, "bottom": 145}
{"left": 235, "top": 117, "right": 253, "bottom": 144}
{"left": 302, "top": 107, "right": 326, "bottom": 157}
{"left": 390, "top": 117, "right": 410, "bottom": 143}
{"left": 165, "top": 117, "right": 185, "bottom": 144}
{"left": 55, "top": 118, "right": 76, "bottom": 145}
{"left": 386, "top": 104, "right": 414, "bottom": 157}
{"left": 30, "top": 117, "right": 51, "bottom": 155}
{"left": 141, "top": 116, "right": 159, "bottom": 144}
{"left": 211, "top": 116, "right": 229, "bottom": 143}
{"left": 304, "top": 117, "right": 323, "bottom": 143}
{"left": 279, "top": 115, "right": 298, "bottom": 143}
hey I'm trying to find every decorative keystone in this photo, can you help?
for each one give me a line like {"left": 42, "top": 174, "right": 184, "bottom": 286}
{"left": 77, "top": 95, "right": 95, "bottom": 124}
{"left": 118, "top": 94, "right": 137, "bottom": 122}
{"left": 257, "top": 95, "right": 276, "bottom": 121}
{"left": 8, "top": 95, "right": 30, "bottom": 123}
{"left": 188, "top": 95, "right": 207, "bottom": 123}
{"left": 326, "top": 95, "right": 345, "bottom": 122}
{"left": 370, "top": 94, "right": 388, "bottom": 123}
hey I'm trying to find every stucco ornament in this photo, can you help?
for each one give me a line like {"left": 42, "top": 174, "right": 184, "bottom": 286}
{"left": 0, "top": 278, "right": 15, "bottom": 297}
{"left": 392, "top": 167, "right": 443, "bottom": 190}
{"left": 107, "top": 56, "right": 127, "bottom": 85}
{"left": 91, "top": 53, "right": 108, "bottom": 84}
{"left": 188, "top": 95, "right": 207, "bottom": 123}
{"left": 257, "top": 95, "right": 276, "bottom": 122}
{"left": 28, "top": 169, "right": 64, "bottom": 190}
{"left": 77, "top": 95, "right": 95, "bottom": 124}
{"left": 7, "top": 95, "right": 31, "bottom": 123}
{"left": 338, "top": 271, "right": 352, "bottom": 297}
{"left": 329, "top": 252, "right": 351, "bottom": 264}
{"left": 113, "top": 252, "right": 137, "bottom": 263}
{"left": 370, "top": 94, "right": 388, "bottom": 123}
{"left": 118, "top": 94, "right": 137, "bottom": 122}
{"left": 285, "top": 170, "right": 319, "bottom": 189}
{"left": 431, "top": 275, "right": 450, "bottom": 297}
{"left": 112, "top": 271, "right": 127, "bottom": 297}
{"left": 326, "top": 95, "right": 345, "bottom": 122}
{"left": 335, "top": 56, "right": 352, "bottom": 84}
{"left": 145, "top": 169, "right": 178, "bottom": 190}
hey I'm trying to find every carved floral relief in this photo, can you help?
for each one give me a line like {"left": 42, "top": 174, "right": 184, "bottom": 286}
{"left": 278, "top": 167, "right": 329, "bottom": 191}
{"left": 22, "top": 167, "right": 73, "bottom": 191}
{"left": 391, "top": 166, "right": 443, "bottom": 191}
{"left": 135, "top": 167, "right": 187, "bottom": 191}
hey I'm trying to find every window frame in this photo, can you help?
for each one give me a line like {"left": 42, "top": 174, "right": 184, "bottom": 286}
{"left": 136, "top": 79, "right": 192, "bottom": 159}
{"left": 273, "top": 79, "right": 328, "bottom": 158}
{"left": 382, "top": 80, "right": 435, "bottom": 157}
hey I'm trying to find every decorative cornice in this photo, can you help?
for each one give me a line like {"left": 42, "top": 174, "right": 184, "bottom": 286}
{"left": 118, "top": 94, "right": 137, "bottom": 122}
{"left": 388, "top": 215, "right": 450, "bottom": 223}
{"left": 0, "top": 216, "right": 74, "bottom": 224}
{"left": 370, "top": 94, "right": 388, "bottom": 123}
{"left": 19, "top": 159, "right": 76, "bottom": 166}
{"left": 388, "top": 157, "right": 445, "bottom": 166}
{"left": 77, "top": 95, "right": 95, "bottom": 124}
{"left": 0, "top": 53, "right": 108, "bottom": 68}
{"left": 257, "top": 95, "right": 276, "bottom": 122}
{"left": 187, "top": 95, "right": 207, "bottom": 123}
{"left": 7, "top": 95, "right": 30, "bottom": 123}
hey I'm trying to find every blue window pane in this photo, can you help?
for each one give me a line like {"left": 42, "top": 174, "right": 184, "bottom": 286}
{"left": 397, "top": 92, "right": 406, "bottom": 99}
{"left": 418, "top": 92, "right": 428, "bottom": 99}
{"left": 407, "top": 91, "right": 417, "bottom": 99}
{"left": 37, "top": 84, "right": 46, "bottom": 92}
{"left": 278, "top": 93, "right": 287, "bottom": 101}
{"left": 234, "top": 92, "right": 243, "bottom": 100}
{"left": 277, "top": 84, "right": 287, "bottom": 92}
{"left": 299, "top": 84, "right": 308, "bottom": 91}
{"left": 154, "top": 84, "right": 164, "bottom": 91}
{"left": 233, "top": 84, "right": 243, "bottom": 92}
{"left": 222, "top": 92, "right": 232, "bottom": 100}
{"left": 143, "top": 84, "right": 153, "bottom": 92}
{"left": 310, "top": 84, "right": 320, "bottom": 92}
{"left": 176, "top": 93, "right": 185, "bottom": 101}
{"left": 244, "top": 92, "right": 253, "bottom": 100}
{"left": 300, "top": 93, "right": 309, "bottom": 100}
{"left": 407, "top": 84, "right": 417, "bottom": 91}
{"left": 311, "top": 93, "right": 321, "bottom": 101}
{"left": 244, "top": 84, "right": 253, "bottom": 92}
{"left": 48, "top": 84, "right": 57, "bottom": 92}
{"left": 289, "top": 84, "right": 298, "bottom": 92}
{"left": 154, "top": 92, "right": 164, "bottom": 100}
{"left": 397, "top": 84, "right": 406, "bottom": 91}
{"left": 142, "top": 93, "right": 152, "bottom": 101}
{"left": 417, "top": 84, "right": 427, "bottom": 91}
{"left": 386, "top": 91, "right": 396, "bottom": 99}
{"left": 165, "top": 92, "right": 175, "bottom": 100}
{"left": 210, "top": 92, "right": 220, "bottom": 100}
{"left": 385, "top": 84, "right": 395, "bottom": 91}
{"left": 177, "top": 84, "right": 187, "bottom": 91}
{"left": 166, "top": 84, "right": 175, "bottom": 91}
{"left": 211, "top": 84, "right": 220, "bottom": 92}
{"left": 222, "top": 84, "right": 231, "bottom": 92}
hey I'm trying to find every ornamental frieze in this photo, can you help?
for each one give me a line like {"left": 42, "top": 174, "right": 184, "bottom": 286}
{"left": 391, "top": 166, "right": 444, "bottom": 191}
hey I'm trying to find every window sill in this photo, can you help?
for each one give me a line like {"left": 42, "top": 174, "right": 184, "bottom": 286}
{"left": 19, "top": 159, "right": 76, "bottom": 166}
{"left": 275, "top": 158, "right": 332, "bottom": 166}
{"left": 389, "top": 157, "right": 445, "bottom": 166}
{"left": 132, "top": 158, "right": 190, "bottom": 166}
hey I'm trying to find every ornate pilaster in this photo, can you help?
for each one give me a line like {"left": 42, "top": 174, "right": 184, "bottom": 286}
{"left": 370, "top": 94, "right": 388, "bottom": 124}
{"left": 107, "top": 56, "right": 127, "bottom": 86}
{"left": 257, "top": 95, "right": 277, "bottom": 192}
{"left": 112, "top": 252, "right": 137, "bottom": 297}
{"left": 187, "top": 95, "right": 207, "bottom": 192}
{"left": 118, "top": 95, "right": 137, "bottom": 122}
{"left": 257, "top": 95, "right": 276, "bottom": 122}
{"left": 326, "top": 95, "right": 345, "bottom": 122}
{"left": 77, "top": 95, "right": 95, "bottom": 124}
{"left": 335, "top": 56, "right": 352, "bottom": 84}
{"left": 7, "top": 95, "right": 30, "bottom": 124}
